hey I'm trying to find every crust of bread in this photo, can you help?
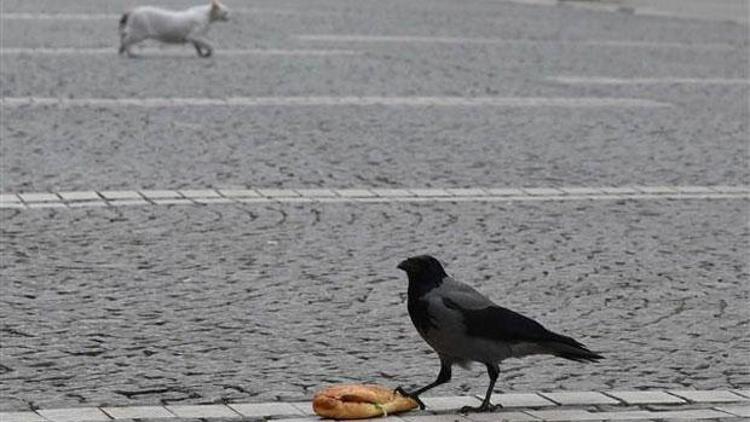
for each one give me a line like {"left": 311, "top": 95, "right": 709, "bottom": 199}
{"left": 312, "top": 384, "right": 418, "bottom": 419}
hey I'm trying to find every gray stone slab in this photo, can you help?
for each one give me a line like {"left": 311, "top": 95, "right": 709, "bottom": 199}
{"left": 522, "top": 187, "right": 564, "bottom": 196}
{"left": 279, "top": 197, "right": 315, "bottom": 203}
{"left": 235, "top": 197, "right": 272, "bottom": 203}
{"left": 98, "top": 191, "right": 141, "bottom": 200}
{"left": 140, "top": 190, "right": 182, "bottom": 199}
{"left": 464, "top": 411, "right": 541, "bottom": 421}
{"left": 732, "top": 390, "right": 750, "bottom": 399}
{"left": 605, "top": 391, "right": 686, "bottom": 405}
{"left": 651, "top": 408, "right": 732, "bottom": 419}
{"left": 36, "top": 408, "right": 111, "bottom": 422}
{"left": 0, "top": 194, "right": 21, "bottom": 203}
{"left": 525, "top": 409, "right": 598, "bottom": 421}
{"left": 714, "top": 405, "right": 750, "bottom": 417}
{"left": 445, "top": 188, "right": 488, "bottom": 196}
{"left": 228, "top": 402, "right": 303, "bottom": 417}
{"left": 559, "top": 187, "right": 603, "bottom": 195}
{"left": 255, "top": 189, "right": 300, "bottom": 197}
{"left": 58, "top": 191, "right": 101, "bottom": 201}
{"left": 491, "top": 393, "right": 557, "bottom": 408}
{"left": 151, "top": 199, "right": 194, "bottom": 205}
{"left": 409, "top": 189, "right": 452, "bottom": 197}
{"left": 178, "top": 189, "right": 221, "bottom": 198}
{"left": 421, "top": 396, "right": 481, "bottom": 411}
{"left": 539, "top": 391, "right": 620, "bottom": 405}
{"left": 101, "top": 406, "right": 174, "bottom": 419}
{"left": 27, "top": 202, "right": 67, "bottom": 209}
{"left": 400, "top": 415, "right": 471, "bottom": 421}
{"left": 674, "top": 186, "right": 715, "bottom": 193}
{"left": 0, "top": 412, "right": 48, "bottom": 422}
{"left": 668, "top": 390, "right": 748, "bottom": 403}
{"left": 289, "top": 402, "right": 315, "bottom": 416}
{"left": 165, "top": 404, "right": 238, "bottom": 418}
{"left": 18, "top": 192, "right": 60, "bottom": 202}
{"left": 108, "top": 199, "right": 150, "bottom": 206}
{"left": 635, "top": 186, "right": 678, "bottom": 194}
{"left": 193, "top": 197, "right": 234, "bottom": 204}
{"left": 370, "top": 189, "right": 413, "bottom": 197}
{"left": 218, "top": 189, "right": 261, "bottom": 198}
{"left": 66, "top": 201, "right": 109, "bottom": 208}
{"left": 599, "top": 186, "right": 640, "bottom": 194}
{"left": 334, "top": 189, "right": 376, "bottom": 197}
{"left": 297, "top": 189, "right": 337, "bottom": 197}
{"left": 0, "top": 202, "right": 26, "bottom": 208}
{"left": 485, "top": 188, "right": 525, "bottom": 196}
{"left": 711, "top": 185, "right": 750, "bottom": 193}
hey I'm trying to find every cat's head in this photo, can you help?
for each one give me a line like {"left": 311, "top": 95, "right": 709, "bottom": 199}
{"left": 209, "top": 0, "right": 230, "bottom": 21}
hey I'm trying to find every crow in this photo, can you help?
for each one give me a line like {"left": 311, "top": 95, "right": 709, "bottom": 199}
{"left": 395, "top": 255, "right": 603, "bottom": 413}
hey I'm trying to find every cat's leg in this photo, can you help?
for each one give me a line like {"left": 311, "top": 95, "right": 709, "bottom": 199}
{"left": 120, "top": 33, "right": 147, "bottom": 58}
{"left": 188, "top": 37, "right": 213, "bottom": 57}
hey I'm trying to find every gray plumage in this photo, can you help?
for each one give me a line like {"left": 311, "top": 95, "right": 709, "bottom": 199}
{"left": 396, "top": 255, "right": 603, "bottom": 413}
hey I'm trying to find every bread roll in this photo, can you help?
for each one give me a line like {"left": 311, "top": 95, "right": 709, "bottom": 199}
{"left": 312, "top": 384, "right": 418, "bottom": 419}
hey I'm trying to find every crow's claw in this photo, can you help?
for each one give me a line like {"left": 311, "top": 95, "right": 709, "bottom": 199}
{"left": 394, "top": 386, "right": 425, "bottom": 410}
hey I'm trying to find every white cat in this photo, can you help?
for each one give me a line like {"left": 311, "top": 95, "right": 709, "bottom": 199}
{"left": 119, "top": 0, "right": 229, "bottom": 58}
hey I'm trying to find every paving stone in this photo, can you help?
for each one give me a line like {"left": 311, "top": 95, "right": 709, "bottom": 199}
{"left": 0, "top": 412, "right": 48, "bottom": 422}
{"left": 280, "top": 197, "right": 315, "bottom": 203}
{"left": 599, "top": 186, "right": 639, "bottom": 194}
{"left": 491, "top": 393, "right": 557, "bottom": 408}
{"left": 27, "top": 202, "right": 67, "bottom": 209}
{"left": 255, "top": 189, "right": 300, "bottom": 197}
{"left": 296, "top": 189, "right": 337, "bottom": 197}
{"left": 732, "top": 390, "right": 750, "bottom": 399}
{"left": 178, "top": 189, "right": 221, "bottom": 198}
{"left": 18, "top": 193, "right": 60, "bottom": 202}
{"left": 539, "top": 391, "right": 620, "bottom": 405}
{"left": 165, "top": 405, "right": 238, "bottom": 418}
{"left": 218, "top": 189, "right": 261, "bottom": 198}
{"left": 674, "top": 186, "right": 715, "bottom": 193}
{"left": 235, "top": 197, "right": 272, "bottom": 203}
{"left": 409, "top": 189, "right": 452, "bottom": 197}
{"left": 98, "top": 191, "right": 141, "bottom": 200}
{"left": 289, "top": 402, "right": 315, "bottom": 416}
{"left": 525, "top": 409, "right": 598, "bottom": 421}
{"left": 650, "top": 408, "right": 731, "bottom": 419}
{"left": 36, "top": 407, "right": 111, "bottom": 422}
{"left": 421, "top": 396, "right": 482, "bottom": 411}
{"left": 228, "top": 402, "right": 304, "bottom": 417}
{"left": 101, "top": 406, "right": 174, "bottom": 419}
{"left": 193, "top": 198, "right": 234, "bottom": 204}
{"left": 522, "top": 187, "right": 564, "bottom": 196}
{"left": 668, "top": 390, "right": 748, "bottom": 403}
{"left": 484, "top": 188, "right": 525, "bottom": 196}
{"left": 370, "top": 188, "right": 413, "bottom": 197}
{"left": 151, "top": 199, "right": 194, "bottom": 205}
{"left": 605, "top": 391, "right": 686, "bottom": 405}
{"left": 66, "top": 201, "right": 109, "bottom": 208}
{"left": 400, "top": 415, "right": 471, "bottom": 421}
{"left": 0, "top": 194, "right": 21, "bottom": 203}
{"left": 711, "top": 185, "right": 750, "bottom": 193}
{"left": 0, "top": 202, "right": 26, "bottom": 208}
{"left": 444, "top": 188, "right": 488, "bottom": 196}
{"left": 464, "top": 411, "right": 540, "bottom": 421}
{"left": 57, "top": 191, "right": 101, "bottom": 201}
{"left": 714, "top": 405, "right": 750, "bottom": 417}
{"left": 558, "top": 187, "right": 603, "bottom": 195}
{"left": 635, "top": 186, "right": 678, "bottom": 194}
{"left": 108, "top": 199, "right": 150, "bottom": 206}
{"left": 334, "top": 189, "right": 376, "bottom": 197}
{"left": 139, "top": 190, "right": 182, "bottom": 199}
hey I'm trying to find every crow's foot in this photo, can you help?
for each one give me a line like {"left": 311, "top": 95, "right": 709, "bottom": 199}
{"left": 460, "top": 403, "right": 498, "bottom": 413}
{"left": 394, "top": 386, "right": 425, "bottom": 410}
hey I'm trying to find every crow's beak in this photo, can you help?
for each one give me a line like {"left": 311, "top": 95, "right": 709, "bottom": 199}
{"left": 397, "top": 260, "right": 409, "bottom": 271}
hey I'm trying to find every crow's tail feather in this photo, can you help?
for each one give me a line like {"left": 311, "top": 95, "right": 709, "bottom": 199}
{"left": 543, "top": 334, "right": 604, "bottom": 363}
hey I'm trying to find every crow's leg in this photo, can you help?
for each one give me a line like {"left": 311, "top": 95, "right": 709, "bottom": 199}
{"left": 395, "top": 359, "right": 452, "bottom": 410}
{"left": 460, "top": 364, "right": 500, "bottom": 413}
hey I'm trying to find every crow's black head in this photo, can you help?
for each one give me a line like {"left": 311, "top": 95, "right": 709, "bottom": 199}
{"left": 397, "top": 255, "right": 448, "bottom": 286}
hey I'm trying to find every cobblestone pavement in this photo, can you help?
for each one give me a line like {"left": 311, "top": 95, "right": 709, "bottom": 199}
{"left": 1, "top": 0, "right": 748, "bottom": 415}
